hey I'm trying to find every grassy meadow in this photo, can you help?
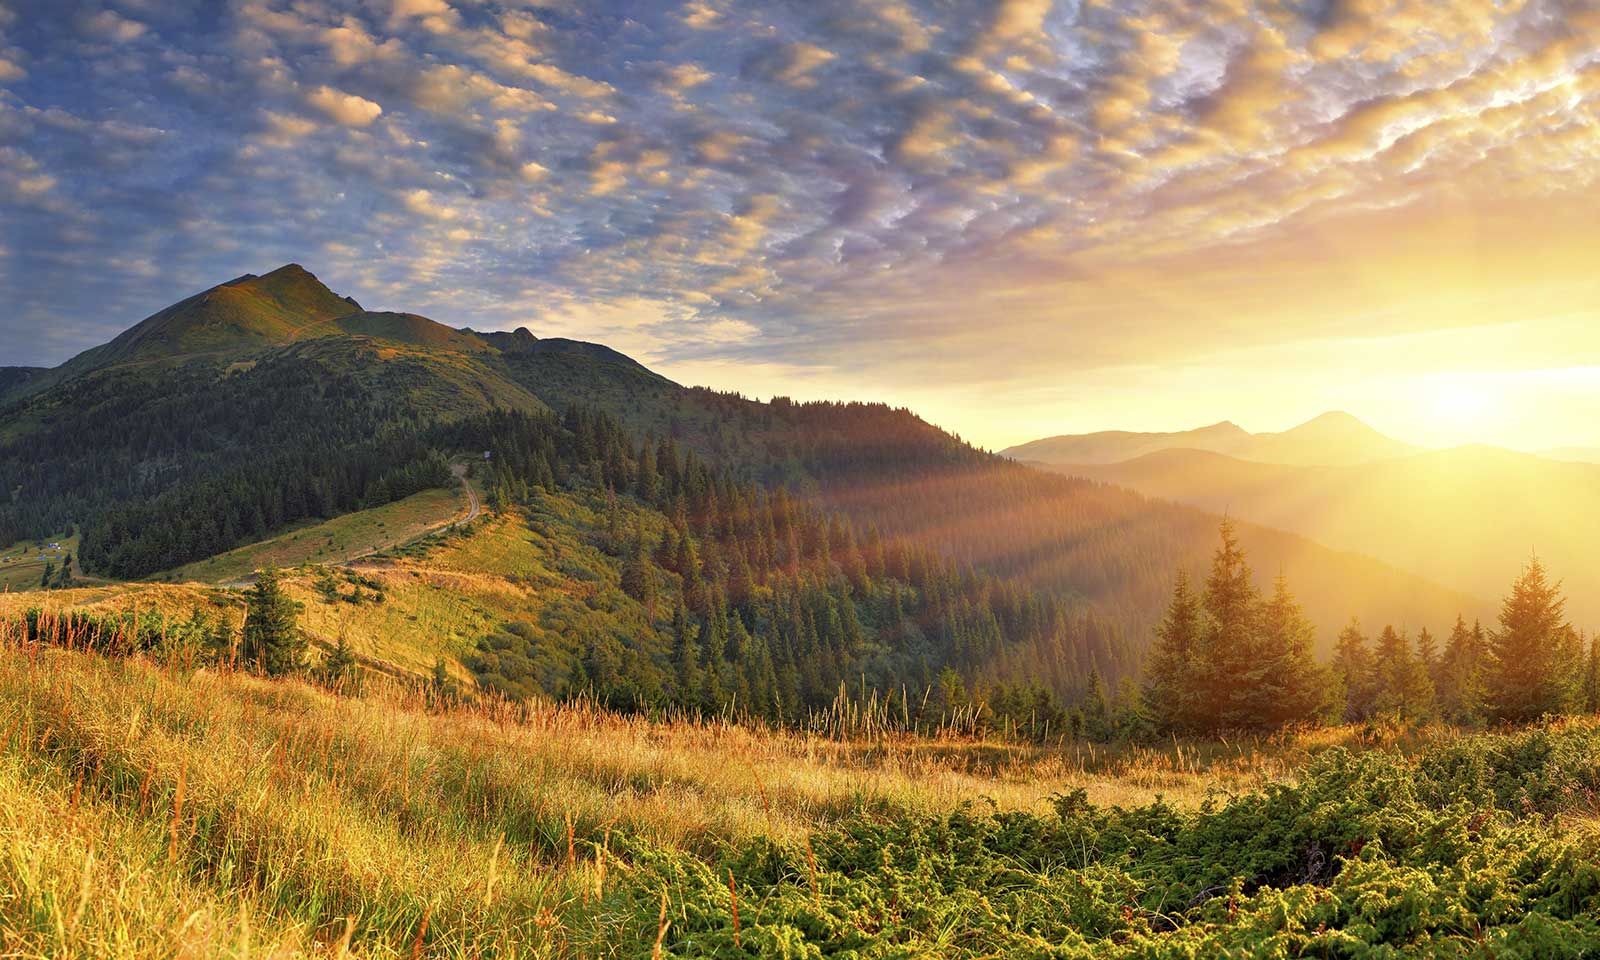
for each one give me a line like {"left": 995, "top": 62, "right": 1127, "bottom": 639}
{"left": 3, "top": 621, "right": 1600, "bottom": 956}
{"left": 5, "top": 495, "right": 1600, "bottom": 955}
{"left": 157, "top": 486, "right": 470, "bottom": 585}
{"left": 0, "top": 531, "right": 79, "bottom": 592}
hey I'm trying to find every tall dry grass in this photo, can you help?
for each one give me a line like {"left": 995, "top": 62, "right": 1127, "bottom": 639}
{"left": 0, "top": 613, "right": 1500, "bottom": 956}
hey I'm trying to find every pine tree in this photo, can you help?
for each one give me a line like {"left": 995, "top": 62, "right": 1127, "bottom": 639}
{"left": 1193, "top": 519, "right": 1260, "bottom": 732}
{"left": 1332, "top": 620, "right": 1375, "bottom": 722}
{"left": 671, "top": 602, "right": 701, "bottom": 709}
{"left": 1145, "top": 571, "right": 1200, "bottom": 733}
{"left": 1255, "top": 575, "right": 1326, "bottom": 727}
{"left": 240, "top": 567, "right": 305, "bottom": 676}
{"left": 1487, "top": 558, "right": 1580, "bottom": 722}
{"left": 1585, "top": 634, "right": 1600, "bottom": 715}
{"left": 1373, "top": 625, "right": 1433, "bottom": 721}
{"left": 321, "top": 635, "right": 359, "bottom": 692}
{"left": 1437, "top": 616, "right": 1486, "bottom": 724}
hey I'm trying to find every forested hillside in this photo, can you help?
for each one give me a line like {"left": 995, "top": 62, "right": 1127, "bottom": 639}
{"left": 1, "top": 265, "right": 1477, "bottom": 674}
{"left": 505, "top": 385, "right": 1481, "bottom": 644}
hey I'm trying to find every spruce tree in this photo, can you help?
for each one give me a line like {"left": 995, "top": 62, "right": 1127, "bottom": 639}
{"left": 620, "top": 535, "right": 653, "bottom": 605}
{"left": 1332, "top": 620, "right": 1375, "bottom": 722}
{"left": 671, "top": 602, "right": 701, "bottom": 708}
{"left": 1373, "top": 625, "right": 1433, "bottom": 721}
{"left": 1586, "top": 634, "right": 1600, "bottom": 715}
{"left": 1081, "top": 668, "right": 1111, "bottom": 741}
{"left": 1113, "top": 677, "right": 1154, "bottom": 742}
{"left": 1416, "top": 627, "right": 1440, "bottom": 693}
{"left": 1145, "top": 571, "right": 1200, "bottom": 734}
{"left": 1254, "top": 575, "right": 1326, "bottom": 729}
{"left": 1487, "top": 558, "right": 1579, "bottom": 722}
{"left": 321, "top": 635, "right": 359, "bottom": 692}
{"left": 240, "top": 566, "right": 305, "bottom": 676}
{"left": 1194, "top": 519, "right": 1260, "bottom": 732}
{"left": 1438, "top": 615, "right": 1486, "bottom": 724}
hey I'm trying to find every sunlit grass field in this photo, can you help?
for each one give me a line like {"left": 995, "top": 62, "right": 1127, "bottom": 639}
{"left": 5, "top": 625, "right": 1599, "bottom": 957}
{"left": 158, "top": 486, "right": 469, "bottom": 584}
{"left": 5, "top": 495, "right": 1600, "bottom": 956}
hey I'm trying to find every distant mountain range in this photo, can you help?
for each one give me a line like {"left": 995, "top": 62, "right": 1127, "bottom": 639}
{"left": 1002, "top": 411, "right": 1417, "bottom": 467}
{"left": 1008, "top": 415, "right": 1600, "bottom": 627}
{"left": 1539, "top": 446, "right": 1600, "bottom": 465}
{"left": 0, "top": 265, "right": 1483, "bottom": 660}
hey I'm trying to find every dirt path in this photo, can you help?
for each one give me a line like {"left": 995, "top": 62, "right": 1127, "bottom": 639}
{"left": 219, "top": 465, "right": 480, "bottom": 589}
{"left": 451, "top": 462, "right": 481, "bottom": 526}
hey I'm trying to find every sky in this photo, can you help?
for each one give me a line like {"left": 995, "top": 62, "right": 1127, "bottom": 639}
{"left": 2, "top": 0, "right": 1600, "bottom": 452}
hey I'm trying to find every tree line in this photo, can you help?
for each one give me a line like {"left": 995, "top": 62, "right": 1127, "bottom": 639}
{"left": 1144, "top": 521, "right": 1600, "bottom": 736}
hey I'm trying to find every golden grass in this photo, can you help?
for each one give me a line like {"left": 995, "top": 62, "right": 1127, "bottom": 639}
{"left": 0, "top": 582, "right": 231, "bottom": 622}
{"left": 4, "top": 614, "right": 1578, "bottom": 957}
{"left": 0, "top": 628, "right": 1398, "bottom": 958}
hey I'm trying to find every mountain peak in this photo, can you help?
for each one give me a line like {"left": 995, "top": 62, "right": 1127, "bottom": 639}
{"left": 255, "top": 262, "right": 316, "bottom": 286}
{"left": 1250, "top": 411, "right": 1413, "bottom": 465}
{"left": 1295, "top": 410, "right": 1367, "bottom": 430}
{"left": 1005, "top": 410, "right": 1415, "bottom": 468}
{"left": 40, "top": 264, "right": 361, "bottom": 380}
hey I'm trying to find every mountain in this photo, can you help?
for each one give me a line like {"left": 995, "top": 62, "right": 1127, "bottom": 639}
{"left": 1540, "top": 446, "right": 1600, "bottom": 465}
{"left": 0, "top": 367, "right": 42, "bottom": 400}
{"left": 1005, "top": 411, "right": 1417, "bottom": 467}
{"left": 1037, "top": 444, "right": 1600, "bottom": 627}
{"left": 19, "top": 265, "right": 360, "bottom": 393}
{"left": 0, "top": 265, "right": 1481, "bottom": 670}
{"left": 1002, "top": 421, "right": 1254, "bottom": 466}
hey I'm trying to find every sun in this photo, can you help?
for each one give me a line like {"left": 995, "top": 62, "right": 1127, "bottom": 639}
{"left": 1421, "top": 376, "right": 1495, "bottom": 439}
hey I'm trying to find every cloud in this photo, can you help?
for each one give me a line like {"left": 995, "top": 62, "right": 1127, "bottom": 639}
{"left": 680, "top": 2, "right": 721, "bottom": 30}
{"left": 772, "top": 42, "right": 835, "bottom": 88}
{"left": 403, "top": 188, "right": 460, "bottom": 221}
{"left": 392, "top": 0, "right": 450, "bottom": 19}
{"left": 322, "top": 20, "right": 399, "bottom": 65}
{"left": 7, "top": 0, "right": 1600, "bottom": 453}
{"left": 14, "top": 173, "right": 55, "bottom": 196}
{"left": 306, "top": 85, "right": 383, "bottom": 126}
{"left": 660, "top": 62, "right": 713, "bottom": 91}
{"left": 258, "top": 109, "right": 318, "bottom": 145}
{"left": 81, "top": 10, "right": 146, "bottom": 42}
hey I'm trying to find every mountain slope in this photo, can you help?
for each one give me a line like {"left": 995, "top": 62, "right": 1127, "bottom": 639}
{"left": 1003, "top": 421, "right": 1254, "bottom": 465}
{"left": 1040, "top": 444, "right": 1600, "bottom": 626}
{"left": 494, "top": 388, "right": 1483, "bottom": 646}
{"left": 24, "top": 265, "right": 360, "bottom": 393}
{"left": 0, "top": 367, "right": 41, "bottom": 402}
{"left": 1006, "top": 411, "right": 1417, "bottom": 467}
{"left": 1, "top": 264, "right": 1482, "bottom": 659}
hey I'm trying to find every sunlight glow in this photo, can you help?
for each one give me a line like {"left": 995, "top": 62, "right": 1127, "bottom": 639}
{"left": 1421, "top": 376, "right": 1495, "bottom": 437}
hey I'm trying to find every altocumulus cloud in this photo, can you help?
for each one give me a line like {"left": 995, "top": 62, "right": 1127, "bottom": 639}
{"left": 1, "top": 0, "right": 1598, "bottom": 404}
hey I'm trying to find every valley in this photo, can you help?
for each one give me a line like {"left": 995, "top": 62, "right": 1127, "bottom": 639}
{"left": 1010, "top": 420, "right": 1600, "bottom": 626}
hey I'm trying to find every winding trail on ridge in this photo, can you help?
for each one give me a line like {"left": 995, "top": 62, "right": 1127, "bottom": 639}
{"left": 219, "top": 462, "right": 479, "bottom": 589}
